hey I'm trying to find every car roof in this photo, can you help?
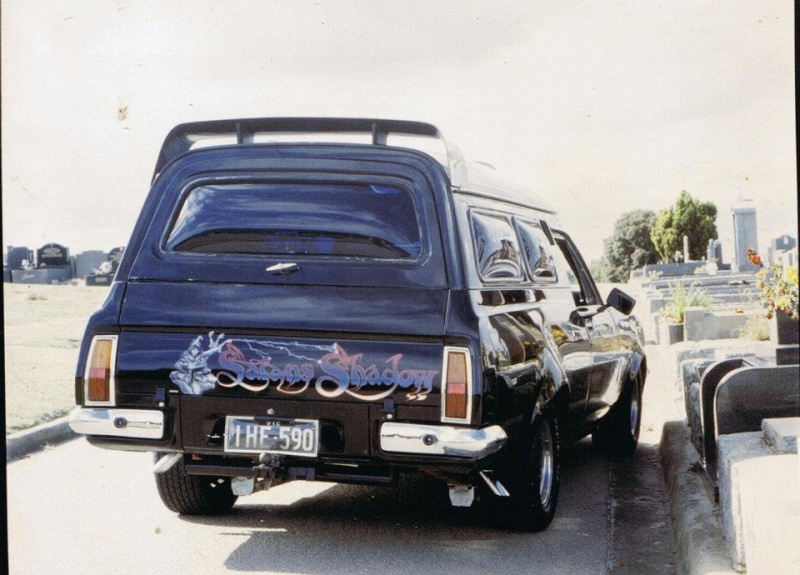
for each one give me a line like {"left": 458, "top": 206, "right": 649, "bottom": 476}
{"left": 153, "top": 117, "right": 555, "bottom": 215}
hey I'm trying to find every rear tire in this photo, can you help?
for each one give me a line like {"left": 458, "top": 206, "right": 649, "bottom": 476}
{"left": 503, "top": 410, "right": 561, "bottom": 531}
{"left": 593, "top": 375, "right": 642, "bottom": 457}
{"left": 154, "top": 454, "right": 238, "bottom": 515}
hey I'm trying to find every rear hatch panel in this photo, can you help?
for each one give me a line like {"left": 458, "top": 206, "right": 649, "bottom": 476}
{"left": 111, "top": 146, "right": 459, "bottom": 459}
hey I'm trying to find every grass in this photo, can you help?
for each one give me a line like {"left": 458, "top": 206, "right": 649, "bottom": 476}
{"left": 4, "top": 283, "right": 110, "bottom": 434}
{"left": 660, "top": 281, "right": 713, "bottom": 324}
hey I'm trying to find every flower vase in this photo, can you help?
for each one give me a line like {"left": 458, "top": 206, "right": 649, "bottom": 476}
{"left": 771, "top": 312, "right": 799, "bottom": 365}
{"left": 770, "top": 311, "right": 799, "bottom": 345}
{"left": 666, "top": 323, "right": 684, "bottom": 346}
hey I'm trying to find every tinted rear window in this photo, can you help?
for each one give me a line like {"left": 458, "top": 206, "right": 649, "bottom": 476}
{"left": 166, "top": 183, "right": 421, "bottom": 259}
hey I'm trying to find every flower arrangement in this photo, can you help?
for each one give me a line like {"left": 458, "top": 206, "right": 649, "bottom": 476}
{"left": 747, "top": 248, "right": 799, "bottom": 320}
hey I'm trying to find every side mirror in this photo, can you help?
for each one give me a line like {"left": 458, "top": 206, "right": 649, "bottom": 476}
{"left": 606, "top": 287, "right": 636, "bottom": 315}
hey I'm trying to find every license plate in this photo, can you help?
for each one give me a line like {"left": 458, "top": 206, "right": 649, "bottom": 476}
{"left": 224, "top": 416, "right": 319, "bottom": 457}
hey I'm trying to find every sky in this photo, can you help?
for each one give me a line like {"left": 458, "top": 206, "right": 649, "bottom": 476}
{"left": 2, "top": 0, "right": 797, "bottom": 266}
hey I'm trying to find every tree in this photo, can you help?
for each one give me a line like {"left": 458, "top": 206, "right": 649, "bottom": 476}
{"left": 601, "top": 210, "right": 659, "bottom": 283}
{"left": 590, "top": 258, "right": 609, "bottom": 283}
{"left": 650, "top": 191, "right": 718, "bottom": 262}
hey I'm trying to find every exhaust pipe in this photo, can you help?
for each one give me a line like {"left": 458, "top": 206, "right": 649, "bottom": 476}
{"left": 153, "top": 452, "right": 183, "bottom": 474}
{"left": 479, "top": 470, "right": 510, "bottom": 497}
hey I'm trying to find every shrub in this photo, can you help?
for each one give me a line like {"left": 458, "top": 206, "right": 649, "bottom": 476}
{"left": 740, "top": 314, "right": 770, "bottom": 341}
{"left": 659, "top": 281, "right": 713, "bottom": 324}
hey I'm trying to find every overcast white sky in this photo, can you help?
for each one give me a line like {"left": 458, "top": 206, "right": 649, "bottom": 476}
{"left": 2, "top": 0, "right": 796, "bottom": 265}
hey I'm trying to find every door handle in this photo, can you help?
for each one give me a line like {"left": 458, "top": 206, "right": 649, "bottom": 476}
{"left": 266, "top": 262, "right": 300, "bottom": 275}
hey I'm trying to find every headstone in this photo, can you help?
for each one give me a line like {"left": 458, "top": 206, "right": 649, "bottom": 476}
{"left": 85, "top": 246, "right": 125, "bottom": 286}
{"left": 768, "top": 236, "right": 798, "bottom": 268}
{"left": 771, "top": 234, "right": 797, "bottom": 257}
{"left": 11, "top": 267, "right": 72, "bottom": 284}
{"left": 37, "top": 243, "right": 69, "bottom": 268}
{"left": 706, "top": 239, "right": 723, "bottom": 266}
{"left": 732, "top": 201, "right": 758, "bottom": 272}
{"left": 108, "top": 246, "right": 125, "bottom": 272}
{"left": 5, "top": 246, "right": 31, "bottom": 270}
{"left": 75, "top": 250, "right": 107, "bottom": 278}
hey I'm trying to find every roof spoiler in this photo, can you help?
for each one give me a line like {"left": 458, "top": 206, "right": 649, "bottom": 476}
{"left": 152, "top": 117, "right": 462, "bottom": 181}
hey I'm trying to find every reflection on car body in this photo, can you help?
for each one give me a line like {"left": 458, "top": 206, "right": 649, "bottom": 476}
{"left": 70, "top": 117, "right": 646, "bottom": 531}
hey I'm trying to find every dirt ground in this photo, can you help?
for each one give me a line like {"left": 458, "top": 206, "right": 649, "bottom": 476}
{"left": 4, "top": 283, "right": 109, "bottom": 434}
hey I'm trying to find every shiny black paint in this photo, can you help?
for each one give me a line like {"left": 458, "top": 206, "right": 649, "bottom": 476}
{"left": 76, "top": 140, "right": 646, "bottom": 480}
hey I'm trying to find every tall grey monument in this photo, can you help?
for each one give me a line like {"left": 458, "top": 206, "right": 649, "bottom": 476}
{"left": 732, "top": 199, "right": 758, "bottom": 272}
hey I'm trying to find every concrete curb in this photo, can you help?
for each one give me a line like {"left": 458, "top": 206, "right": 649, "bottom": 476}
{"left": 6, "top": 417, "right": 77, "bottom": 462}
{"left": 660, "top": 420, "right": 736, "bottom": 575}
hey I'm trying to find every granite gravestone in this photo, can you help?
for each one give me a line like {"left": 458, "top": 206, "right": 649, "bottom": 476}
{"left": 12, "top": 243, "right": 73, "bottom": 283}
{"left": 85, "top": 246, "right": 125, "bottom": 286}
{"left": 732, "top": 201, "right": 758, "bottom": 272}
{"left": 772, "top": 234, "right": 797, "bottom": 253}
{"left": 6, "top": 246, "right": 32, "bottom": 270}
{"left": 75, "top": 250, "right": 108, "bottom": 279}
{"left": 37, "top": 243, "right": 69, "bottom": 268}
{"left": 108, "top": 246, "right": 125, "bottom": 272}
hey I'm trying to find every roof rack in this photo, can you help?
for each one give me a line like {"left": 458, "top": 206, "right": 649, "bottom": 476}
{"left": 152, "top": 117, "right": 465, "bottom": 181}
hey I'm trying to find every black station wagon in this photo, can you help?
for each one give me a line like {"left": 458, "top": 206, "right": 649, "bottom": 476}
{"left": 70, "top": 117, "right": 646, "bottom": 531}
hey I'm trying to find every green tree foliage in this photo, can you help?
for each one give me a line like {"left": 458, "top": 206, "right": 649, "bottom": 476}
{"left": 601, "top": 210, "right": 659, "bottom": 282}
{"left": 590, "top": 259, "right": 609, "bottom": 283}
{"left": 650, "top": 191, "right": 718, "bottom": 262}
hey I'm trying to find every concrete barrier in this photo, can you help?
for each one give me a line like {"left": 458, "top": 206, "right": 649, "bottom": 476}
{"left": 717, "top": 432, "right": 765, "bottom": 571}
{"left": 660, "top": 421, "right": 733, "bottom": 575}
{"left": 715, "top": 364, "right": 800, "bottom": 436}
{"left": 738, "top": 454, "right": 800, "bottom": 574}
{"left": 717, "top": 419, "right": 800, "bottom": 573}
{"left": 684, "top": 307, "right": 765, "bottom": 342}
{"left": 6, "top": 418, "right": 76, "bottom": 462}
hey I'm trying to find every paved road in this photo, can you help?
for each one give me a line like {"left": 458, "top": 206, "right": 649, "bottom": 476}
{"left": 8, "top": 345, "right": 678, "bottom": 575}
{"left": 8, "top": 439, "right": 673, "bottom": 574}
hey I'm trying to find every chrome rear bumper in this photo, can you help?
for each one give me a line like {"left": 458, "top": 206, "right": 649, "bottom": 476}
{"left": 379, "top": 422, "right": 507, "bottom": 458}
{"left": 69, "top": 407, "right": 164, "bottom": 440}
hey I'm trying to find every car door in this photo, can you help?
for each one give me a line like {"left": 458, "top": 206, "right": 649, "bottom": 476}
{"left": 553, "top": 233, "right": 622, "bottom": 424}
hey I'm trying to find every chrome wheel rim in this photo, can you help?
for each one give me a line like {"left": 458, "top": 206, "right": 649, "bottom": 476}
{"left": 629, "top": 382, "right": 640, "bottom": 437}
{"left": 538, "top": 422, "right": 554, "bottom": 507}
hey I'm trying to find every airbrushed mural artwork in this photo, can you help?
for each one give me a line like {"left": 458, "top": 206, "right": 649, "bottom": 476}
{"left": 169, "top": 332, "right": 439, "bottom": 401}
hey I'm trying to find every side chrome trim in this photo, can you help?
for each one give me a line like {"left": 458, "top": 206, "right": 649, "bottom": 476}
{"left": 380, "top": 422, "right": 507, "bottom": 459}
{"left": 69, "top": 407, "right": 164, "bottom": 440}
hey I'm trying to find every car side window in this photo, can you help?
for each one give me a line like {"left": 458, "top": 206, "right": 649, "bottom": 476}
{"left": 515, "top": 219, "right": 558, "bottom": 283}
{"left": 553, "top": 234, "right": 600, "bottom": 306}
{"left": 470, "top": 211, "right": 523, "bottom": 281}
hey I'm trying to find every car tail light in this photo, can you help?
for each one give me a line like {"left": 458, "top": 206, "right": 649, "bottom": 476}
{"left": 85, "top": 336, "right": 118, "bottom": 405}
{"left": 441, "top": 347, "right": 472, "bottom": 423}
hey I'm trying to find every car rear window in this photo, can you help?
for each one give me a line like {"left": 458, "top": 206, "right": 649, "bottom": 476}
{"left": 166, "top": 183, "right": 422, "bottom": 260}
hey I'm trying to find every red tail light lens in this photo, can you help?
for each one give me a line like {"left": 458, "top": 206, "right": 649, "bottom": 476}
{"left": 85, "top": 336, "right": 117, "bottom": 404}
{"left": 442, "top": 347, "right": 471, "bottom": 423}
